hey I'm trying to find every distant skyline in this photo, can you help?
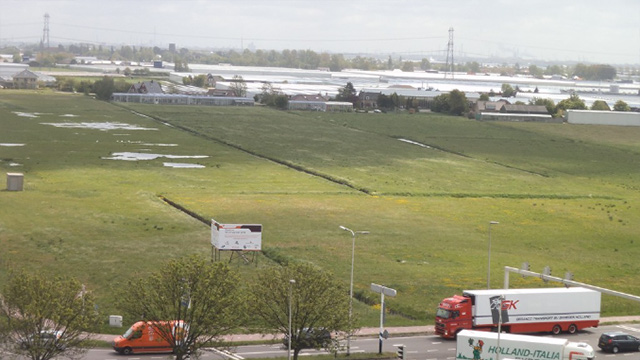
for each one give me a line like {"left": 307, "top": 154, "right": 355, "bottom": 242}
{"left": 1, "top": 0, "right": 639, "bottom": 65}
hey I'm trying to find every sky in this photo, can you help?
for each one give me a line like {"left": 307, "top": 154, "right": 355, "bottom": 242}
{"left": 1, "top": 0, "right": 639, "bottom": 65}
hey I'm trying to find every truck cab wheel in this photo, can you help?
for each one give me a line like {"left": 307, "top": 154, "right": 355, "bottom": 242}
{"left": 551, "top": 325, "right": 562, "bottom": 335}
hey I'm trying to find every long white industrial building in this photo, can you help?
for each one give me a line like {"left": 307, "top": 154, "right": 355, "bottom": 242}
{"left": 566, "top": 110, "right": 640, "bottom": 126}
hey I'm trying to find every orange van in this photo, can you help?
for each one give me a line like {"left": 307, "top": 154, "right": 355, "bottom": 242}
{"left": 112, "top": 321, "right": 187, "bottom": 355}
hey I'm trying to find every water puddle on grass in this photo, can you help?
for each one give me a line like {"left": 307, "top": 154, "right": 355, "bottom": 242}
{"left": 0, "top": 143, "right": 25, "bottom": 147}
{"left": 398, "top": 138, "right": 433, "bottom": 149}
{"left": 12, "top": 111, "right": 43, "bottom": 118}
{"left": 60, "top": 114, "right": 79, "bottom": 117}
{"left": 103, "top": 152, "right": 208, "bottom": 162}
{"left": 163, "top": 162, "right": 205, "bottom": 168}
{"left": 116, "top": 140, "right": 178, "bottom": 147}
{"left": 41, "top": 122, "right": 158, "bottom": 131}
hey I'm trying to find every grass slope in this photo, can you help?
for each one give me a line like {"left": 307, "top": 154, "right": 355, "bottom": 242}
{"left": 1, "top": 91, "right": 639, "bottom": 331}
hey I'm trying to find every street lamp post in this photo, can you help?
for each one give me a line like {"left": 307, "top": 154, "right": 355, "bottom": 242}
{"left": 487, "top": 221, "right": 499, "bottom": 289}
{"left": 288, "top": 279, "right": 295, "bottom": 360}
{"left": 339, "top": 225, "right": 369, "bottom": 356}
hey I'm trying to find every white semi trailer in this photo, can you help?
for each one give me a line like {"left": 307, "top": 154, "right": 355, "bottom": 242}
{"left": 436, "top": 287, "right": 601, "bottom": 338}
{"left": 456, "top": 329, "right": 595, "bottom": 360}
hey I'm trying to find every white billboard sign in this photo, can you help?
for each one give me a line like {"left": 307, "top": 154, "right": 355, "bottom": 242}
{"left": 211, "top": 219, "right": 262, "bottom": 251}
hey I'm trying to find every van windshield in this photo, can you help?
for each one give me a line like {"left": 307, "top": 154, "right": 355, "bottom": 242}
{"left": 123, "top": 328, "right": 133, "bottom": 339}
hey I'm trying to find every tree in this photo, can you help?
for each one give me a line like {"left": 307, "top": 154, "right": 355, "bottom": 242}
{"left": 545, "top": 64, "right": 565, "bottom": 77}
{"left": 259, "top": 82, "right": 276, "bottom": 105}
{"left": 572, "top": 63, "right": 616, "bottom": 80}
{"left": 448, "top": 89, "right": 469, "bottom": 116}
{"left": 117, "top": 256, "right": 246, "bottom": 360}
{"left": 501, "top": 83, "right": 516, "bottom": 97}
{"left": 377, "top": 94, "right": 389, "bottom": 109}
{"left": 57, "top": 78, "right": 76, "bottom": 92}
{"left": 555, "top": 93, "right": 586, "bottom": 117}
{"left": 478, "top": 93, "right": 490, "bottom": 101}
{"left": 274, "top": 94, "right": 289, "bottom": 110}
{"left": 248, "top": 263, "right": 353, "bottom": 360}
{"left": 528, "top": 65, "right": 544, "bottom": 79}
{"left": 529, "top": 97, "right": 556, "bottom": 115}
{"left": 259, "top": 82, "right": 288, "bottom": 109}
{"left": 378, "top": 92, "right": 400, "bottom": 110}
{"left": 590, "top": 100, "right": 611, "bottom": 111}
{"left": 93, "top": 76, "right": 116, "bottom": 101}
{"left": 174, "top": 56, "right": 190, "bottom": 72}
{"left": 431, "top": 93, "right": 450, "bottom": 114}
{"left": 0, "top": 270, "right": 100, "bottom": 360}
{"left": 335, "top": 82, "right": 357, "bottom": 105}
{"left": 401, "top": 61, "right": 414, "bottom": 72}
{"left": 420, "top": 58, "right": 431, "bottom": 70}
{"left": 329, "top": 54, "right": 347, "bottom": 72}
{"left": 613, "top": 100, "right": 630, "bottom": 111}
{"left": 230, "top": 75, "right": 248, "bottom": 97}
{"left": 466, "top": 61, "right": 480, "bottom": 73}
{"left": 191, "top": 74, "right": 207, "bottom": 88}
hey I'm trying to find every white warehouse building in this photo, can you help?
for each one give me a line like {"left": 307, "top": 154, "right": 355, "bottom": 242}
{"left": 566, "top": 110, "right": 640, "bottom": 126}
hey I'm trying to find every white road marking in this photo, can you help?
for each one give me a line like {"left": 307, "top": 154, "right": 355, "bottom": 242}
{"left": 617, "top": 325, "right": 640, "bottom": 333}
{"left": 208, "top": 348, "right": 244, "bottom": 360}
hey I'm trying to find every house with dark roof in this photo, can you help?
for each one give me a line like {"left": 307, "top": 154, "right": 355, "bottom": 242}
{"left": 290, "top": 93, "right": 329, "bottom": 102}
{"left": 13, "top": 69, "right": 39, "bottom": 89}
{"left": 475, "top": 100, "right": 508, "bottom": 113}
{"left": 358, "top": 91, "right": 381, "bottom": 109}
{"left": 500, "top": 104, "right": 549, "bottom": 114}
{"left": 128, "top": 80, "right": 163, "bottom": 94}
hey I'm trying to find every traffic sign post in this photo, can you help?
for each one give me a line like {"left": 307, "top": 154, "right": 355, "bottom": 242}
{"left": 371, "top": 283, "right": 397, "bottom": 354}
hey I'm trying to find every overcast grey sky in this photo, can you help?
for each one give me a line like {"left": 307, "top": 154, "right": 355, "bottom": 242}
{"left": 1, "top": 0, "right": 639, "bottom": 65}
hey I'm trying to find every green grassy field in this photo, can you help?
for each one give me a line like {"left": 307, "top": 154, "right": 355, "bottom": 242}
{"left": 1, "top": 90, "right": 640, "bottom": 332}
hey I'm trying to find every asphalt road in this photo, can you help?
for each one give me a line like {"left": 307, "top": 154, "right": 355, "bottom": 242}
{"left": 78, "top": 323, "right": 640, "bottom": 360}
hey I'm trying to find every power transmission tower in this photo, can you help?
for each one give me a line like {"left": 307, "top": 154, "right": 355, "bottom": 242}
{"left": 444, "top": 27, "right": 454, "bottom": 79}
{"left": 42, "top": 13, "right": 50, "bottom": 50}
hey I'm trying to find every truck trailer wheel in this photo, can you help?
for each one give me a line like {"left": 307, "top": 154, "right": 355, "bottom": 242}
{"left": 551, "top": 324, "right": 562, "bottom": 335}
{"left": 567, "top": 324, "right": 577, "bottom": 334}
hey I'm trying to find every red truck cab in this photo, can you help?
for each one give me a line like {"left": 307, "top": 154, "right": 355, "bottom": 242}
{"left": 435, "top": 294, "right": 473, "bottom": 338}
